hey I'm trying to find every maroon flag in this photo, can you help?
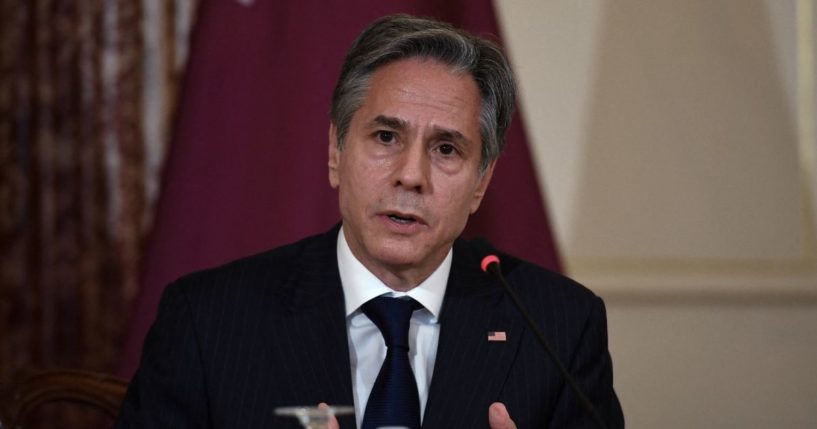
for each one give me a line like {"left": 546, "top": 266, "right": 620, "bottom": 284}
{"left": 120, "top": 0, "right": 560, "bottom": 376}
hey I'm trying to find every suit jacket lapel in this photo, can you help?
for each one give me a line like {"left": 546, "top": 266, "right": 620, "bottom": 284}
{"left": 276, "top": 225, "right": 357, "bottom": 427}
{"left": 422, "top": 240, "right": 524, "bottom": 428}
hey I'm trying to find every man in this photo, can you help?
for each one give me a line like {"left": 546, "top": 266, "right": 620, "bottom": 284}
{"left": 115, "top": 14, "right": 624, "bottom": 428}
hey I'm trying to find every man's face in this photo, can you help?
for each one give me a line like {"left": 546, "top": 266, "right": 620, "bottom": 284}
{"left": 328, "top": 58, "right": 496, "bottom": 288}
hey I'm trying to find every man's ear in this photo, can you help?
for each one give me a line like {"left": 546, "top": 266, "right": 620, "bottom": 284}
{"left": 328, "top": 122, "right": 341, "bottom": 189}
{"left": 470, "top": 159, "right": 497, "bottom": 214}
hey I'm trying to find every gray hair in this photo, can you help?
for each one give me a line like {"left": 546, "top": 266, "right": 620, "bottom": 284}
{"left": 330, "top": 14, "right": 517, "bottom": 172}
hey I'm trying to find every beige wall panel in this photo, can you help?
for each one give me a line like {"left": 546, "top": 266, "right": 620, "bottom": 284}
{"left": 495, "top": 1, "right": 817, "bottom": 427}
{"left": 608, "top": 304, "right": 817, "bottom": 428}
{"left": 496, "top": 0, "right": 817, "bottom": 292}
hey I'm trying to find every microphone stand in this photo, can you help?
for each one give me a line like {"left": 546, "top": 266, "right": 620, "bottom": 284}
{"left": 482, "top": 256, "right": 608, "bottom": 429}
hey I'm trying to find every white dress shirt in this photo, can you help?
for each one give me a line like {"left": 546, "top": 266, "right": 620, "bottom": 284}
{"left": 337, "top": 227, "right": 450, "bottom": 428}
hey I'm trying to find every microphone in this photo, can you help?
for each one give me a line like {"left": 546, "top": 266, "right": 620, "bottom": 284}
{"left": 481, "top": 254, "right": 608, "bottom": 429}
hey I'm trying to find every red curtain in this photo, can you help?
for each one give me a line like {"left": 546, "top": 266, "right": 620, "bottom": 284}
{"left": 120, "top": 0, "right": 560, "bottom": 376}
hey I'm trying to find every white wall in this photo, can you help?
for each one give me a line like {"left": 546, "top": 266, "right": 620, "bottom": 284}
{"left": 494, "top": 1, "right": 817, "bottom": 427}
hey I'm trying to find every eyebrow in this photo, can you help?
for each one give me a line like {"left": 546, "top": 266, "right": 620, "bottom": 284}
{"left": 372, "top": 115, "right": 408, "bottom": 131}
{"left": 371, "top": 115, "right": 471, "bottom": 145}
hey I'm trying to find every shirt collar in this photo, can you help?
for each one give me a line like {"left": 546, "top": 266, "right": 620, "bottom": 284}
{"left": 337, "top": 226, "right": 450, "bottom": 319}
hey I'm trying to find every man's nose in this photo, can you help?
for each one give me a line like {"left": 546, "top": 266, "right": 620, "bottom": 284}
{"left": 394, "top": 141, "right": 430, "bottom": 193}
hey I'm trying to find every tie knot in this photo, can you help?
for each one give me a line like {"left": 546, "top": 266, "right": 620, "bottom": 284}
{"left": 362, "top": 296, "right": 420, "bottom": 349}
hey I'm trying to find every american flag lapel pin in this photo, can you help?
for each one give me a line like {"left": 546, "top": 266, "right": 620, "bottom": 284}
{"left": 487, "top": 331, "right": 507, "bottom": 342}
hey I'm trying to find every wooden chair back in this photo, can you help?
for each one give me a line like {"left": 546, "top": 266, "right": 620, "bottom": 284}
{"left": 0, "top": 368, "right": 127, "bottom": 428}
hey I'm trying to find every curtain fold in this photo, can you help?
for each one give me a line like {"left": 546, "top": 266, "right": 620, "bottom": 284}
{"left": 0, "top": 0, "right": 196, "bottom": 393}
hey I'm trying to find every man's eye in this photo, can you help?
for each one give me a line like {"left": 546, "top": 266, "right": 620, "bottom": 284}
{"left": 438, "top": 143, "right": 457, "bottom": 156}
{"left": 376, "top": 131, "right": 395, "bottom": 143}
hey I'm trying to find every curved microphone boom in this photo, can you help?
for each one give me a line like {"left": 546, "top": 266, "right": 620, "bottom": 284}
{"left": 481, "top": 254, "right": 608, "bottom": 429}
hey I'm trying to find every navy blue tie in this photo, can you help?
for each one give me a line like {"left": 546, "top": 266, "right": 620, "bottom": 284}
{"left": 361, "top": 296, "right": 422, "bottom": 429}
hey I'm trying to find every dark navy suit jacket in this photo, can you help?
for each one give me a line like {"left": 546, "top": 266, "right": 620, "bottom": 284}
{"left": 115, "top": 225, "right": 624, "bottom": 428}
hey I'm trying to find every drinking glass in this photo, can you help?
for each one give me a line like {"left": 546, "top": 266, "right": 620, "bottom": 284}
{"left": 274, "top": 405, "right": 354, "bottom": 429}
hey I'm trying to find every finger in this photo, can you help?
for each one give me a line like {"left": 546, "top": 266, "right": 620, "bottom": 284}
{"left": 318, "top": 402, "right": 340, "bottom": 429}
{"left": 488, "top": 402, "right": 517, "bottom": 429}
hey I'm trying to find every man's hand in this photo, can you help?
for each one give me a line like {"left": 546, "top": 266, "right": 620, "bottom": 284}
{"left": 489, "top": 402, "right": 517, "bottom": 429}
{"left": 318, "top": 403, "right": 340, "bottom": 429}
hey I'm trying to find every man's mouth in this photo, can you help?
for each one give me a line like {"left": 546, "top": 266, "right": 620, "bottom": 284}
{"left": 387, "top": 214, "right": 417, "bottom": 224}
